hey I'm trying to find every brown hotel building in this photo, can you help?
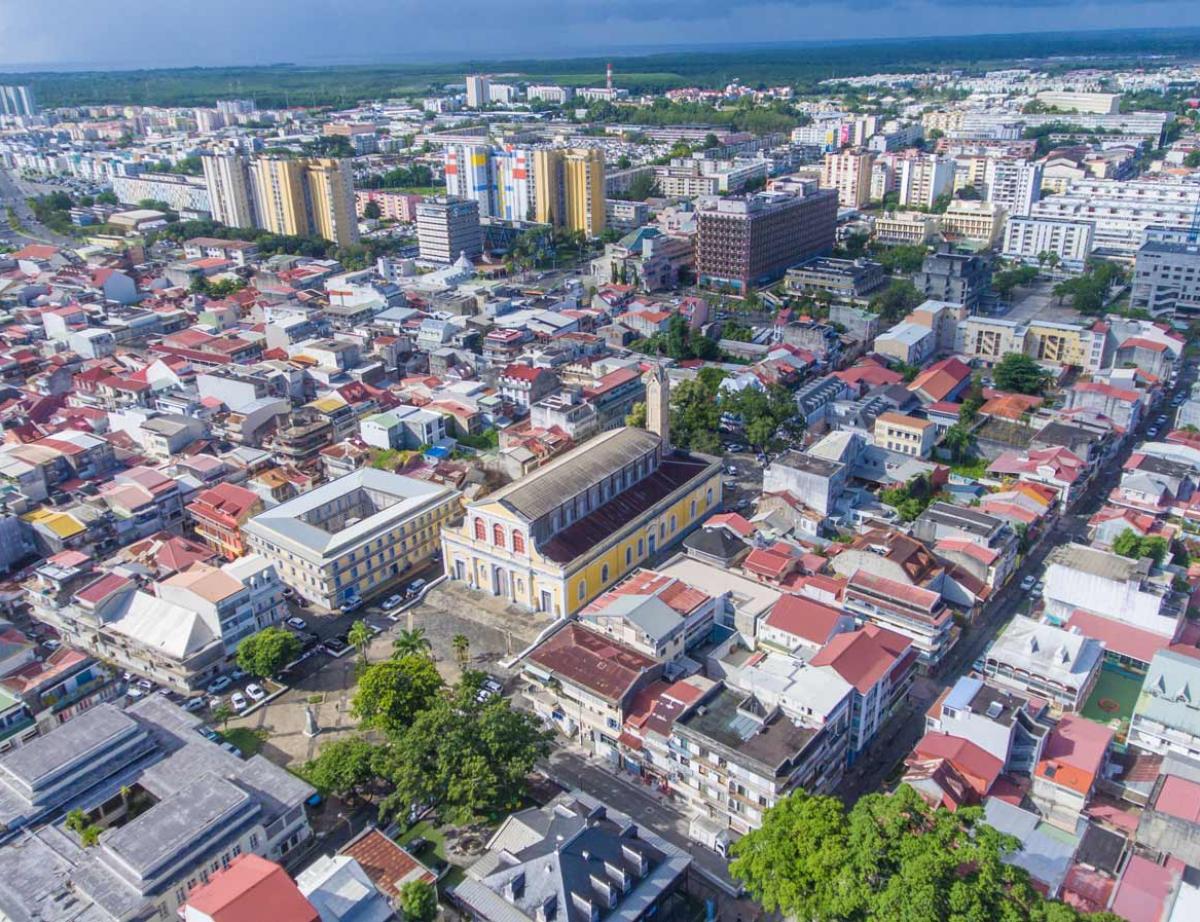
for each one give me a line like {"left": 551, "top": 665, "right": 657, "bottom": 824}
{"left": 696, "top": 189, "right": 837, "bottom": 293}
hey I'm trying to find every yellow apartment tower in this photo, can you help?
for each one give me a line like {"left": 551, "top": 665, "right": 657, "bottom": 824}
{"left": 252, "top": 156, "right": 359, "bottom": 246}
{"left": 532, "top": 148, "right": 605, "bottom": 237}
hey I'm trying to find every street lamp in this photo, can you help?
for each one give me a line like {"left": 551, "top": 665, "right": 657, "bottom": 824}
{"left": 336, "top": 812, "right": 354, "bottom": 839}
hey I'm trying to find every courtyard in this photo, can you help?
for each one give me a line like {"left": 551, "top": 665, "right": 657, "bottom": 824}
{"left": 226, "top": 579, "right": 556, "bottom": 766}
{"left": 1081, "top": 664, "right": 1144, "bottom": 739}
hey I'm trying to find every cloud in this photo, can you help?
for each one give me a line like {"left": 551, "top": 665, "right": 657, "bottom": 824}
{"left": 1, "top": 0, "right": 1198, "bottom": 69}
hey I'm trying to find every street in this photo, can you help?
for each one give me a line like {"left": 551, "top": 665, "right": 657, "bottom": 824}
{"left": 0, "top": 167, "right": 76, "bottom": 247}
{"left": 544, "top": 749, "right": 748, "bottom": 902}
{"left": 837, "top": 359, "right": 1195, "bottom": 803}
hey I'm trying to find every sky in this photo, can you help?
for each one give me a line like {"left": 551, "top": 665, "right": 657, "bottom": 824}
{"left": 2, "top": 0, "right": 1200, "bottom": 70}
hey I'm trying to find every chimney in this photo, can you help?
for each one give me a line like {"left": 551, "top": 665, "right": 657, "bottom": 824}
{"left": 607, "top": 63, "right": 613, "bottom": 92}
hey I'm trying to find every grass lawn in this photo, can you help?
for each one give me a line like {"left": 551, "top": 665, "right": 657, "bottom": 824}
{"left": 397, "top": 820, "right": 448, "bottom": 859}
{"left": 1081, "top": 666, "right": 1143, "bottom": 735}
{"left": 949, "top": 457, "right": 990, "bottom": 479}
{"left": 221, "top": 727, "right": 267, "bottom": 757}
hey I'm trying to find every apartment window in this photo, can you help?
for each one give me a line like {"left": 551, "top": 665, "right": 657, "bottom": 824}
{"left": 670, "top": 515, "right": 677, "bottom": 533}
{"left": 578, "top": 581, "right": 587, "bottom": 601}
{"left": 512, "top": 531, "right": 525, "bottom": 554}
{"left": 493, "top": 524, "right": 506, "bottom": 548}
{"left": 601, "top": 564, "right": 609, "bottom": 583}
{"left": 474, "top": 518, "right": 486, "bottom": 541}
{"left": 626, "top": 547, "right": 632, "bottom": 566}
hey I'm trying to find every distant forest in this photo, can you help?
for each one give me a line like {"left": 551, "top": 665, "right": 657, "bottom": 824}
{"left": 7, "top": 28, "right": 1200, "bottom": 109}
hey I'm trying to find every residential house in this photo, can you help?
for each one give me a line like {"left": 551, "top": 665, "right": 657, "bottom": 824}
{"left": 981, "top": 615, "right": 1104, "bottom": 714}
{"left": 452, "top": 791, "right": 690, "bottom": 922}
{"left": 1129, "top": 649, "right": 1200, "bottom": 759}
{"left": 810, "top": 624, "right": 917, "bottom": 761}
{"left": 1043, "top": 543, "right": 1184, "bottom": 639}
{"left": 579, "top": 569, "right": 721, "bottom": 660}
{"left": 1032, "top": 714, "right": 1113, "bottom": 831}
{"left": 925, "top": 676, "right": 1050, "bottom": 775}
{"left": 673, "top": 661, "right": 851, "bottom": 833}
{"left": 186, "top": 482, "right": 263, "bottom": 560}
{"left": 756, "top": 593, "right": 855, "bottom": 658}
{"left": 523, "top": 622, "right": 663, "bottom": 761}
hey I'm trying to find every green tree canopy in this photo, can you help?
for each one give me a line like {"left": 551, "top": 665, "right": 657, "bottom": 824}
{"left": 376, "top": 678, "right": 552, "bottom": 824}
{"left": 236, "top": 626, "right": 302, "bottom": 678}
{"left": 731, "top": 785, "right": 1121, "bottom": 922}
{"left": 399, "top": 880, "right": 438, "bottom": 922}
{"left": 941, "top": 423, "right": 976, "bottom": 462}
{"left": 351, "top": 655, "right": 444, "bottom": 737}
{"left": 869, "top": 279, "right": 923, "bottom": 323}
{"left": 298, "top": 735, "right": 382, "bottom": 800}
{"left": 993, "top": 352, "right": 1047, "bottom": 395}
{"left": 1111, "top": 528, "right": 1169, "bottom": 566}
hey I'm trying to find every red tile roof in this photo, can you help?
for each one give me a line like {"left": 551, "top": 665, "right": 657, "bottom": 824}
{"left": 527, "top": 623, "right": 658, "bottom": 703}
{"left": 75, "top": 572, "right": 133, "bottom": 606}
{"left": 188, "top": 482, "right": 261, "bottom": 526}
{"left": 12, "top": 244, "right": 59, "bottom": 261}
{"left": 935, "top": 538, "right": 1000, "bottom": 567}
{"left": 763, "top": 594, "right": 849, "bottom": 646}
{"left": 705, "top": 512, "right": 754, "bottom": 538}
{"left": 1152, "top": 774, "right": 1200, "bottom": 824}
{"left": 835, "top": 363, "right": 903, "bottom": 389}
{"left": 810, "top": 624, "right": 912, "bottom": 693}
{"left": 339, "top": 828, "right": 436, "bottom": 899}
{"left": 583, "top": 570, "right": 711, "bottom": 618}
{"left": 1119, "top": 336, "right": 1170, "bottom": 353}
{"left": 500, "top": 363, "right": 548, "bottom": 382}
{"left": 183, "top": 854, "right": 319, "bottom": 922}
{"left": 911, "top": 731, "right": 1002, "bottom": 797}
{"left": 1110, "top": 855, "right": 1180, "bottom": 922}
{"left": 908, "top": 357, "right": 971, "bottom": 402}
{"left": 1065, "top": 610, "right": 1173, "bottom": 666}
{"left": 1036, "top": 715, "right": 1113, "bottom": 796}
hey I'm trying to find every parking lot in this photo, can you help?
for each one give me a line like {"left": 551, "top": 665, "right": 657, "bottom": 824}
{"left": 995, "top": 279, "right": 1087, "bottom": 326}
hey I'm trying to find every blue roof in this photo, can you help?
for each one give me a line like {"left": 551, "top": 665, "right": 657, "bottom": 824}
{"left": 944, "top": 676, "right": 983, "bottom": 712}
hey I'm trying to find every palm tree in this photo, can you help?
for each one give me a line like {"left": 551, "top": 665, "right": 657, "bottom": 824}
{"left": 212, "top": 702, "right": 233, "bottom": 732}
{"left": 347, "top": 620, "right": 372, "bottom": 666}
{"left": 941, "top": 423, "right": 976, "bottom": 463}
{"left": 452, "top": 633, "right": 470, "bottom": 667}
{"left": 392, "top": 627, "right": 432, "bottom": 659}
{"left": 65, "top": 808, "right": 88, "bottom": 835}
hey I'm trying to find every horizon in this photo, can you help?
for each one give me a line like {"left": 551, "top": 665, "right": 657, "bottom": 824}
{"left": 3, "top": 4, "right": 1200, "bottom": 74}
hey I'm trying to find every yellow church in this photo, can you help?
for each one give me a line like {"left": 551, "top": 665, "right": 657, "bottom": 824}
{"left": 439, "top": 366, "right": 723, "bottom": 616}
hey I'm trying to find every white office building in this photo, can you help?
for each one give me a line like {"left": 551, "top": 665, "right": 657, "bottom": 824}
{"left": 201, "top": 150, "right": 255, "bottom": 229}
{"left": 465, "top": 74, "right": 490, "bottom": 108}
{"left": 1002, "top": 216, "right": 1095, "bottom": 270}
{"left": 984, "top": 158, "right": 1042, "bottom": 217}
{"left": 1030, "top": 178, "right": 1200, "bottom": 256}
